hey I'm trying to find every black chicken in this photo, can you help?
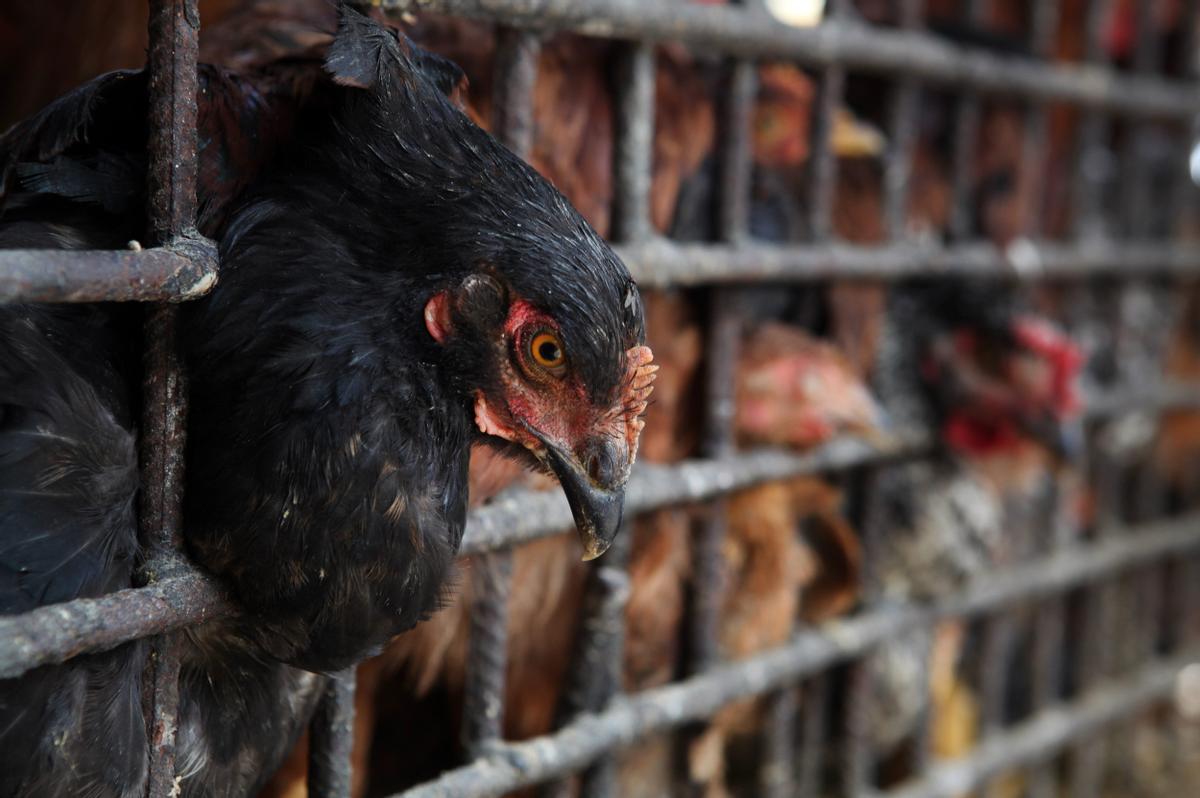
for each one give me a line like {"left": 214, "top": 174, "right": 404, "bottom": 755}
{"left": 864, "top": 278, "right": 1082, "bottom": 772}
{"left": 0, "top": 7, "right": 653, "bottom": 797}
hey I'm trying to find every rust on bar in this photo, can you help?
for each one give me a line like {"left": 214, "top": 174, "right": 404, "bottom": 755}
{"left": 0, "top": 239, "right": 217, "bottom": 304}
{"left": 0, "top": 570, "right": 231, "bottom": 680}
{"left": 141, "top": 0, "right": 203, "bottom": 794}
{"left": 146, "top": 0, "right": 200, "bottom": 239}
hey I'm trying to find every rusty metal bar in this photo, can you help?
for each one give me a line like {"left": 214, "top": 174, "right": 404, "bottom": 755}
{"left": 883, "top": 654, "right": 1194, "bottom": 798}
{"left": 808, "top": 63, "right": 843, "bottom": 241}
{"left": 1120, "top": 0, "right": 1167, "bottom": 238}
{"left": 1183, "top": 0, "right": 1200, "bottom": 78}
{"left": 490, "top": 27, "right": 541, "bottom": 154}
{"left": 6, "top": 372, "right": 1200, "bottom": 680}
{"left": 460, "top": 550, "right": 513, "bottom": 757}
{"left": 797, "top": 675, "right": 828, "bottom": 797}
{"left": 0, "top": 570, "right": 229, "bottom": 680}
{"left": 309, "top": 669, "right": 357, "bottom": 798}
{"left": 717, "top": 59, "right": 756, "bottom": 245}
{"left": 140, "top": 0, "right": 203, "bottom": 794}
{"left": 388, "top": 0, "right": 1198, "bottom": 119}
{"left": 686, "top": 58, "right": 755, "bottom": 680}
{"left": 843, "top": 652, "right": 876, "bottom": 796}
{"left": 1020, "top": 0, "right": 1057, "bottom": 238}
{"left": 1028, "top": 479, "right": 1069, "bottom": 798}
{"left": 841, "top": 466, "right": 887, "bottom": 796}
{"left": 0, "top": 241, "right": 217, "bottom": 303}
{"left": 1073, "top": 0, "right": 1116, "bottom": 240}
{"left": 948, "top": 88, "right": 981, "bottom": 241}
{"left": 567, "top": 526, "right": 632, "bottom": 798}
{"left": 394, "top": 516, "right": 1200, "bottom": 797}
{"left": 21, "top": 230, "right": 1200, "bottom": 298}
{"left": 885, "top": 0, "right": 922, "bottom": 240}
{"left": 614, "top": 240, "right": 1200, "bottom": 286}
{"left": 759, "top": 685, "right": 799, "bottom": 798}
{"left": 612, "top": 43, "right": 655, "bottom": 242}
{"left": 948, "top": 0, "right": 987, "bottom": 241}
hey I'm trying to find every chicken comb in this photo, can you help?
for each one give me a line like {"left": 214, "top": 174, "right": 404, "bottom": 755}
{"left": 624, "top": 345, "right": 658, "bottom": 456}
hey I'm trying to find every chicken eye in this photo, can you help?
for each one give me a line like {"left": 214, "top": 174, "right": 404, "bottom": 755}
{"left": 529, "top": 331, "right": 566, "bottom": 372}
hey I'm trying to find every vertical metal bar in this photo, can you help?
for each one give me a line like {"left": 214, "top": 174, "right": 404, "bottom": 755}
{"left": 949, "top": 0, "right": 987, "bottom": 240}
{"left": 1181, "top": 0, "right": 1200, "bottom": 78}
{"left": 1132, "top": 0, "right": 1162, "bottom": 75}
{"left": 760, "top": 686, "right": 799, "bottom": 798}
{"left": 140, "top": 1, "right": 200, "bottom": 796}
{"left": 677, "top": 51, "right": 756, "bottom": 798}
{"left": 1073, "top": 0, "right": 1116, "bottom": 239}
{"left": 1028, "top": 479, "right": 1067, "bottom": 798}
{"left": 1069, "top": 1, "right": 1121, "bottom": 783}
{"left": 842, "top": 468, "right": 885, "bottom": 796}
{"left": 976, "top": 608, "right": 1016, "bottom": 746}
{"left": 459, "top": 28, "right": 540, "bottom": 762}
{"left": 885, "top": 0, "right": 923, "bottom": 239}
{"left": 1020, "top": 0, "right": 1057, "bottom": 238}
{"left": 490, "top": 28, "right": 540, "bottom": 155}
{"left": 843, "top": 648, "right": 876, "bottom": 796}
{"left": 797, "top": 675, "right": 828, "bottom": 798}
{"left": 1120, "top": 0, "right": 1166, "bottom": 238}
{"left": 808, "top": 64, "right": 844, "bottom": 241}
{"left": 460, "top": 550, "right": 513, "bottom": 757}
{"left": 808, "top": 0, "right": 848, "bottom": 241}
{"left": 1168, "top": 0, "right": 1199, "bottom": 234}
{"left": 718, "top": 60, "right": 757, "bottom": 246}
{"left": 543, "top": 525, "right": 632, "bottom": 798}
{"left": 720, "top": 58, "right": 798, "bottom": 797}
{"left": 687, "top": 58, "right": 754, "bottom": 676}
{"left": 309, "top": 669, "right": 357, "bottom": 798}
{"left": 146, "top": 0, "right": 199, "bottom": 241}
{"left": 576, "top": 530, "right": 633, "bottom": 798}
{"left": 1023, "top": 7, "right": 1063, "bottom": 785}
{"left": 612, "top": 43, "right": 655, "bottom": 243}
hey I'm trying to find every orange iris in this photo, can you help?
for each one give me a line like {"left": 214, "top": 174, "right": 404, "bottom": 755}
{"left": 530, "top": 330, "right": 566, "bottom": 372}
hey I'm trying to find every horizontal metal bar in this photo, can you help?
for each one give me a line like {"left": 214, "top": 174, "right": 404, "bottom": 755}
{"left": 395, "top": 0, "right": 1197, "bottom": 119}
{"left": 4, "top": 376, "right": 1199, "bottom": 678}
{"left": 395, "top": 513, "right": 1200, "bottom": 797}
{"left": 882, "top": 656, "right": 1188, "bottom": 798}
{"left": 461, "top": 430, "right": 928, "bottom": 554}
{"left": 614, "top": 240, "right": 1200, "bottom": 286}
{"left": 0, "top": 569, "right": 230, "bottom": 680}
{"left": 1083, "top": 381, "right": 1200, "bottom": 418}
{"left": 16, "top": 237, "right": 1199, "bottom": 302}
{"left": 0, "top": 235, "right": 217, "bottom": 303}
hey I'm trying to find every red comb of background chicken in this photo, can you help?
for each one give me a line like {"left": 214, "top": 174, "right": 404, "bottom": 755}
{"left": 1012, "top": 315, "right": 1084, "bottom": 418}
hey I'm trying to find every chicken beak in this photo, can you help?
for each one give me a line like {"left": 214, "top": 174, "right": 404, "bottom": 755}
{"left": 539, "top": 440, "right": 626, "bottom": 561}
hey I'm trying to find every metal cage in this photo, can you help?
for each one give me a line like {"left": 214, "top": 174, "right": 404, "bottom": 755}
{"left": 3, "top": 0, "right": 1200, "bottom": 796}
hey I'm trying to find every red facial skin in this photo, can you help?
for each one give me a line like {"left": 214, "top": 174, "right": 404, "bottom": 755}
{"left": 427, "top": 295, "right": 654, "bottom": 482}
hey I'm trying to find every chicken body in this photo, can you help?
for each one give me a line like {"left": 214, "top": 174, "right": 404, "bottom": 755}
{"left": 0, "top": 7, "right": 649, "bottom": 796}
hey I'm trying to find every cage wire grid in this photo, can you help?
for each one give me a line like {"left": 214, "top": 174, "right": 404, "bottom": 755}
{"left": 3, "top": 0, "right": 1200, "bottom": 796}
